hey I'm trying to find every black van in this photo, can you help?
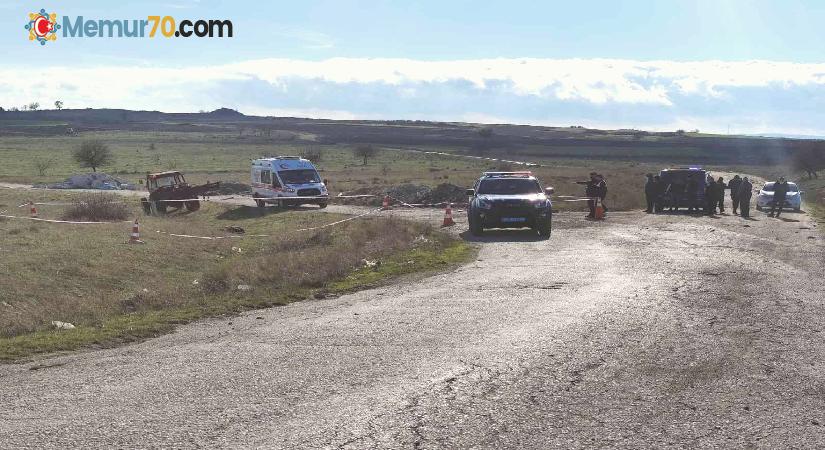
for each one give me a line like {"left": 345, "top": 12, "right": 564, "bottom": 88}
{"left": 657, "top": 168, "right": 711, "bottom": 211}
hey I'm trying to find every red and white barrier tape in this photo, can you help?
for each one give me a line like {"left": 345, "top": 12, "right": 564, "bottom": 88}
{"left": 0, "top": 213, "right": 130, "bottom": 224}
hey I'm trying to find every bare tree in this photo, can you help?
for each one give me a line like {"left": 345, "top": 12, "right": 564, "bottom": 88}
{"left": 353, "top": 144, "right": 378, "bottom": 165}
{"left": 33, "top": 158, "right": 54, "bottom": 176}
{"left": 301, "top": 145, "right": 323, "bottom": 163}
{"left": 54, "top": 100, "right": 63, "bottom": 110}
{"left": 28, "top": 102, "right": 39, "bottom": 111}
{"left": 790, "top": 142, "right": 825, "bottom": 179}
{"left": 73, "top": 140, "right": 114, "bottom": 172}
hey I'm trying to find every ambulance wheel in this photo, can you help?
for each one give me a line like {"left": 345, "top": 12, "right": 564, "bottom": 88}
{"left": 318, "top": 203, "right": 327, "bottom": 209}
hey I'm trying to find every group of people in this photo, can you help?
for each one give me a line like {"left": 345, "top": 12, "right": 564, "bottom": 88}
{"left": 644, "top": 173, "right": 756, "bottom": 218}
{"left": 576, "top": 172, "right": 608, "bottom": 218}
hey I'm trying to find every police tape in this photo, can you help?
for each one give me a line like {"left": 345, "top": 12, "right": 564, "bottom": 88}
{"left": 0, "top": 212, "right": 130, "bottom": 224}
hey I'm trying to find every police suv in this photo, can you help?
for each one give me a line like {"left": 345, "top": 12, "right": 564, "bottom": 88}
{"left": 251, "top": 156, "right": 329, "bottom": 208}
{"left": 466, "top": 172, "right": 553, "bottom": 237}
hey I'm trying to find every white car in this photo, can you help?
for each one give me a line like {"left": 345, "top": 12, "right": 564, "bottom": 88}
{"left": 756, "top": 181, "right": 802, "bottom": 212}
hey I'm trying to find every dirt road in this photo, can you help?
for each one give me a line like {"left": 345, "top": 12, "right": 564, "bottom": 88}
{"left": 2, "top": 184, "right": 825, "bottom": 447}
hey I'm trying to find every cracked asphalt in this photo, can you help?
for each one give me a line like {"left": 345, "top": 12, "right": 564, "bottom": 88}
{"left": 2, "top": 192, "right": 825, "bottom": 448}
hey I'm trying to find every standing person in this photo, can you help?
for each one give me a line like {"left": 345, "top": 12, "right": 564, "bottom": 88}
{"left": 716, "top": 177, "right": 726, "bottom": 213}
{"left": 652, "top": 175, "right": 664, "bottom": 213}
{"left": 597, "top": 174, "right": 608, "bottom": 213}
{"left": 738, "top": 177, "right": 753, "bottom": 218}
{"left": 575, "top": 172, "right": 600, "bottom": 219}
{"left": 686, "top": 174, "right": 699, "bottom": 214}
{"left": 665, "top": 179, "right": 683, "bottom": 212}
{"left": 644, "top": 174, "right": 655, "bottom": 213}
{"left": 728, "top": 175, "right": 743, "bottom": 215}
{"left": 769, "top": 177, "right": 789, "bottom": 218}
{"left": 705, "top": 178, "right": 720, "bottom": 215}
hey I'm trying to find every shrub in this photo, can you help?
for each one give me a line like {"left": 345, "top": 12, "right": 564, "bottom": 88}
{"left": 61, "top": 194, "right": 129, "bottom": 222}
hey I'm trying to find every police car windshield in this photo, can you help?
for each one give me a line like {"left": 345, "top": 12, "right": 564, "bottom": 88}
{"left": 762, "top": 182, "right": 798, "bottom": 192}
{"left": 477, "top": 178, "right": 541, "bottom": 195}
{"left": 278, "top": 169, "right": 320, "bottom": 184}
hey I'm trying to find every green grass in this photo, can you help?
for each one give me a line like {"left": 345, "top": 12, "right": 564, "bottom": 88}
{"left": 0, "top": 188, "right": 476, "bottom": 361}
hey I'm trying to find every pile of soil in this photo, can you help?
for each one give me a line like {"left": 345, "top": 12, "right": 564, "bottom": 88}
{"left": 213, "top": 182, "right": 250, "bottom": 195}
{"left": 338, "top": 183, "right": 467, "bottom": 207}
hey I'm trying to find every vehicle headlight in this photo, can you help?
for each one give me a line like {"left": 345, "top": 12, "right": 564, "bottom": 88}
{"left": 285, "top": 188, "right": 296, "bottom": 193}
{"left": 320, "top": 185, "right": 328, "bottom": 194}
{"left": 477, "top": 199, "right": 493, "bottom": 210}
{"left": 534, "top": 200, "right": 550, "bottom": 209}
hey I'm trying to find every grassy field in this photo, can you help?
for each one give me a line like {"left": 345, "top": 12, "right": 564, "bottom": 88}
{"left": 0, "top": 188, "right": 474, "bottom": 361}
{"left": 0, "top": 130, "right": 688, "bottom": 212}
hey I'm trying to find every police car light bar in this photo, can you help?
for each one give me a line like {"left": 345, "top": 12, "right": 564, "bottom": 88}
{"left": 483, "top": 171, "right": 533, "bottom": 177}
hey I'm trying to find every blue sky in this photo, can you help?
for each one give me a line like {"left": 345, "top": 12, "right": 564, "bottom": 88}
{"left": 2, "top": 1, "right": 825, "bottom": 134}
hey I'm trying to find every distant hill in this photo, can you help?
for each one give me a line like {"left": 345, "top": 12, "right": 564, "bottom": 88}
{"left": 0, "top": 108, "right": 821, "bottom": 166}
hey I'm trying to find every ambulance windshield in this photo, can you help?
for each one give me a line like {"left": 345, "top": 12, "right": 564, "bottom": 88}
{"left": 279, "top": 169, "right": 321, "bottom": 184}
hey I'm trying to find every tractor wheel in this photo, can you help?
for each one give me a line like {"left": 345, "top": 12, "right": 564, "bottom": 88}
{"left": 254, "top": 197, "right": 266, "bottom": 208}
{"left": 185, "top": 200, "right": 201, "bottom": 212}
{"left": 155, "top": 201, "right": 168, "bottom": 214}
{"left": 318, "top": 203, "right": 328, "bottom": 209}
{"left": 140, "top": 198, "right": 152, "bottom": 215}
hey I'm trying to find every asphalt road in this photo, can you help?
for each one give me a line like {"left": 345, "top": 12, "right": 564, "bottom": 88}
{"left": 2, "top": 190, "right": 825, "bottom": 448}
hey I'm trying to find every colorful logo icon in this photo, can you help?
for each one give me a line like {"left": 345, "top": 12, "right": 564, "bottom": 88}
{"left": 25, "top": 9, "right": 60, "bottom": 45}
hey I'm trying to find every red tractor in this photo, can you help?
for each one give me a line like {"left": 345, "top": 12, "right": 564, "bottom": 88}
{"left": 140, "top": 171, "right": 220, "bottom": 214}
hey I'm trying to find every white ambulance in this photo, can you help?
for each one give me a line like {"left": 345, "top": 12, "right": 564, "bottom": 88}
{"left": 251, "top": 156, "right": 329, "bottom": 208}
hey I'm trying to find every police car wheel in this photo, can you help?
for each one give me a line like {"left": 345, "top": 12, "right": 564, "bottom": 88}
{"left": 469, "top": 218, "right": 483, "bottom": 236}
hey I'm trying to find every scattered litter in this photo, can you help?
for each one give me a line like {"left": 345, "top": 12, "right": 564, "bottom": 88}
{"left": 192, "top": 280, "right": 199, "bottom": 286}
{"left": 231, "top": 246, "right": 243, "bottom": 253}
{"left": 808, "top": 236, "right": 816, "bottom": 240}
{"left": 255, "top": 316, "right": 264, "bottom": 320}
{"left": 361, "top": 259, "right": 380, "bottom": 268}
{"left": 44, "top": 172, "right": 137, "bottom": 190}
{"left": 51, "top": 320, "right": 76, "bottom": 330}
{"left": 236, "top": 284, "right": 253, "bottom": 291}
{"left": 413, "top": 235, "right": 430, "bottom": 244}
{"left": 1, "top": 301, "right": 11, "bottom": 307}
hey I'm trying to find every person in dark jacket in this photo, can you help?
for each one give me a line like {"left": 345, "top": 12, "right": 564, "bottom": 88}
{"left": 769, "top": 177, "right": 789, "bottom": 218}
{"left": 597, "top": 174, "right": 608, "bottom": 213}
{"left": 716, "top": 177, "right": 726, "bottom": 213}
{"left": 652, "top": 175, "right": 664, "bottom": 213}
{"left": 686, "top": 175, "right": 700, "bottom": 214}
{"left": 728, "top": 175, "right": 743, "bottom": 215}
{"left": 644, "top": 174, "right": 655, "bottom": 213}
{"left": 705, "top": 178, "right": 720, "bottom": 215}
{"left": 665, "top": 180, "right": 683, "bottom": 212}
{"left": 738, "top": 177, "right": 753, "bottom": 218}
{"left": 576, "top": 172, "right": 600, "bottom": 218}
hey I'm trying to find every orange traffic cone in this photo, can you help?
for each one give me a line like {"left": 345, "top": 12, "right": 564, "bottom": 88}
{"left": 441, "top": 202, "right": 456, "bottom": 227}
{"left": 29, "top": 201, "right": 38, "bottom": 218}
{"left": 382, "top": 195, "right": 392, "bottom": 210}
{"left": 594, "top": 199, "right": 605, "bottom": 220}
{"left": 128, "top": 219, "right": 145, "bottom": 244}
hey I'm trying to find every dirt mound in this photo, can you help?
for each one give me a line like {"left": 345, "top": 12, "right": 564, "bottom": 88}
{"left": 46, "top": 173, "right": 137, "bottom": 190}
{"left": 213, "top": 182, "right": 250, "bottom": 195}
{"left": 340, "top": 183, "right": 466, "bottom": 206}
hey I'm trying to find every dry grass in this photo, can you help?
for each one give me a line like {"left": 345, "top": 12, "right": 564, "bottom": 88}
{"left": 60, "top": 193, "right": 130, "bottom": 222}
{"left": 0, "top": 189, "right": 470, "bottom": 356}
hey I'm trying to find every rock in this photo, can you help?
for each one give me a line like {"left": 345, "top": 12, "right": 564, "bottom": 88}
{"left": 224, "top": 226, "right": 245, "bottom": 234}
{"left": 231, "top": 246, "right": 243, "bottom": 253}
{"left": 192, "top": 280, "right": 199, "bottom": 285}
{"left": 1, "top": 301, "right": 10, "bottom": 307}
{"left": 313, "top": 292, "right": 327, "bottom": 299}
{"left": 808, "top": 236, "right": 816, "bottom": 240}
{"left": 51, "top": 321, "right": 76, "bottom": 330}
{"left": 236, "top": 284, "right": 253, "bottom": 291}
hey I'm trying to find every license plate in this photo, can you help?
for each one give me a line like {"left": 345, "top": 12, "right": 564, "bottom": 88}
{"left": 501, "top": 217, "right": 526, "bottom": 223}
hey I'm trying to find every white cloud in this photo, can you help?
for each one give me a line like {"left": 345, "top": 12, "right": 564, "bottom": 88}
{"left": 3, "top": 57, "right": 825, "bottom": 134}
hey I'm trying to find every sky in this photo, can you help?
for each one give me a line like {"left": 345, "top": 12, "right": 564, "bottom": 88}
{"left": 2, "top": 0, "right": 825, "bottom": 135}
